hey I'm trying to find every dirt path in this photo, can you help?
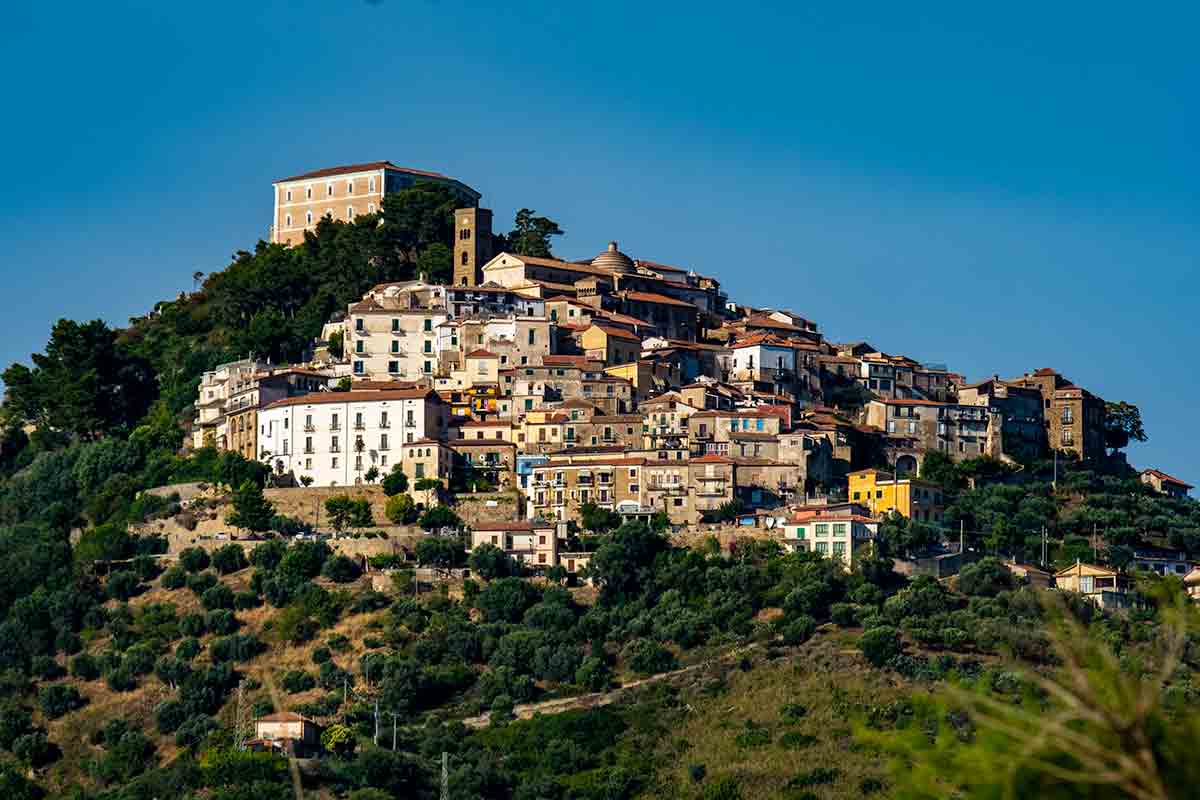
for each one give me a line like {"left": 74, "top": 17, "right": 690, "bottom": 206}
{"left": 461, "top": 643, "right": 760, "bottom": 729}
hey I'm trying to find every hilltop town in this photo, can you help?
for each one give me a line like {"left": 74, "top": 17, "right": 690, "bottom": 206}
{"left": 192, "top": 160, "right": 1189, "bottom": 583}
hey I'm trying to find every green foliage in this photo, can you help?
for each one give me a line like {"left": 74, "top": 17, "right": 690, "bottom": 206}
{"left": 210, "top": 543, "right": 249, "bottom": 575}
{"left": 579, "top": 502, "right": 622, "bottom": 534}
{"left": 1104, "top": 400, "right": 1147, "bottom": 453}
{"left": 321, "top": 723, "right": 357, "bottom": 757}
{"left": 322, "top": 554, "right": 363, "bottom": 583}
{"left": 468, "top": 543, "right": 518, "bottom": 580}
{"left": 419, "top": 505, "right": 462, "bottom": 532}
{"left": 622, "top": 638, "right": 678, "bottom": 675}
{"left": 957, "top": 557, "right": 1017, "bottom": 597}
{"left": 385, "top": 492, "right": 418, "bottom": 524}
{"left": 178, "top": 547, "right": 210, "bottom": 573}
{"left": 226, "top": 480, "right": 276, "bottom": 532}
{"left": 415, "top": 535, "right": 464, "bottom": 568}
{"left": 39, "top": 684, "right": 84, "bottom": 718}
{"left": 860, "top": 626, "right": 902, "bottom": 667}
{"left": 506, "top": 208, "right": 564, "bottom": 257}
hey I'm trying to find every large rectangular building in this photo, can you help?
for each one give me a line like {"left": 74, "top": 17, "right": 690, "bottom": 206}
{"left": 271, "top": 161, "right": 480, "bottom": 245}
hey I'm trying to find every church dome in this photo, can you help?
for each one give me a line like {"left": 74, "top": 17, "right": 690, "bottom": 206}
{"left": 592, "top": 241, "right": 634, "bottom": 274}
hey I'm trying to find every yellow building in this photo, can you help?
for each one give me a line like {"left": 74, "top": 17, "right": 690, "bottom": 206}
{"left": 580, "top": 323, "right": 641, "bottom": 366}
{"left": 847, "top": 469, "right": 945, "bottom": 523}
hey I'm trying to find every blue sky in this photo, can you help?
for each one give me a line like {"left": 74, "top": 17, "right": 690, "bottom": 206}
{"left": 1, "top": 1, "right": 1196, "bottom": 482}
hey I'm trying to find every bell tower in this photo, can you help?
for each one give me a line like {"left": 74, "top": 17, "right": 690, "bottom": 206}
{"left": 453, "top": 207, "right": 493, "bottom": 287}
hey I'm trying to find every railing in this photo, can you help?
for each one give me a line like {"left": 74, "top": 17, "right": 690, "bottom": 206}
{"left": 303, "top": 447, "right": 315, "bottom": 455}
{"left": 304, "top": 424, "right": 316, "bottom": 432}
{"left": 353, "top": 422, "right": 366, "bottom": 430}
{"left": 330, "top": 424, "right": 341, "bottom": 431}
{"left": 379, "top": 422, "right": 391, "bottom": 429}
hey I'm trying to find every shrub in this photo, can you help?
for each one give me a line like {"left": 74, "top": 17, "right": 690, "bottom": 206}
{"left": 327, "top": 634, "right": 350, "bottom": 652}
{"left": 39, "top": 684, "right": 85, "bottom": 718}
{"left": 622, "top": 639, "right": 678, "bottom": 676}
{"left": 187, "top": 571, "right": 218, "bottom": 596}
{"left": 381, "top": 466, "right": 409, "bottom": 497}
{"left": 161, "top": 566, "right": 188, "bottom": 590}
{"left": 789, "top": 767, "right": 839, "bottom": 788}
{"left": 107, "top": 570, "right": 141, "bottom": 601}
{"left": 123, "top": 643, "right": 157, "bottom": 675}
{"left": 321, "top": 555, "right": 362, "bottom": 583}
{"left": 209, "top": 635, "right": 263, "bottom": 664}
{"left": 234, "top": 591, "right": 261, "bottom": 610}
{"left": 205, "top": 610, "right": 239, "bottom": 635}
{"left": 943, "top": 627, "right": 970, "bottom": 651}
{"left": 211, "top": 544, "right": 249, "bottom": 575}
{"left": 957, "top": 557, "right": 1016, "bottom": 597}
{"left": 202, "top": 583, "right": 236, "bottom": 611}
{"left": 779, "top": 731, "right": 818, "bottom": 749}
{"left": 0, "top": 705, "right": 33, "bottom": 749}
{"left": 734, "top": 721, "right": 771, "bottom": 748}
{"left": 385, "top": 493, "right": 418, "bottom": 524}
{"left": 250, "top": 540, "right": 287, "bottom": 571}
{"left": 71, "top": 653, "right": 100, "bottom": 681}
{"left": 55, "top": 630, "right": 82, "bottom": 656}
{"left": 179, "top": 547, "right": 210, "bottom": 573}
{"left": 311, "top": 647, "right": 331, "bottom": 665}
{"left": 780, "top": 703, "right": 808, "bottom": 722}
{"left": 176, "top": 638, "right": 202, "bottom": 661}
{"left": 155, "top": 700, "right": 188, "bottom": 734}
{"left": 830, "top": 603, "right": 859, "bottom": 627}
{"left": 781, "top": 615, "right": 817, "bottom": 646}
{"left": 105, "top": 666, "right": 137, "bottom": 692}
{"left": 281, "top": 670, "right": 316, "bottom": 694}
{"left": 180, "top": 613, "right": 207, "bottom": 637}
{"left": 12, "top": 731, "right": 55, "bottom": 768}
{"left": 175, "top": 714, "right": 218, "bottom": 749}
{"left": 702, "top": 776, "right": 743, "bottom": 800}
{"left": 575, "top": 656, "right": 611, "bottom": 692}
{"left": 860, "top": 626, "right": 902, "bottom": 668}
{"left": 30, "top": 655, "right": 64, "bottom": 681}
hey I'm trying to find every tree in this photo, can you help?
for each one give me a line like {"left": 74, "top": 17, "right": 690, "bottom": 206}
{"left": 415, "top": 536, "right": 463, "bottom": 569}
{"left": 321, "top": 723, "right": 357, "bottom": 758}
{"left": 325, "top": 495, "right": 354, "bottom": 533}
{"left": 326, "top": 330, "right": 344, "bottom": 360}
{"left": 415, "top": 242, "right": 452, "bottom": 284}
{"left": 468, "top": 543, "right": 516, "bottom": 580}
{"left": 381, "top": 466, "right": 409, "bottom": 497}
{"left": 39, "top": 684, "right": 84, "bottom": 719}
{"left": 322, "top": 555, "right": 362, "bottom": 583}
{"left": 506, "top": 208, "right": 564, "bottom": 257}
{"left": 364, "top": 467, "right": 380, "bottom": 485}
{"left": 226, "top": 480, "right": 275, "bottom": 532}
{"left": 1104, "top": 401, "right": 1147, "bottom": 454}
{"left": 349, "top": 497, "right": 374, "bottom": 530}
{"left": 384, "top": 494, "right": 418, "bottom": 525}
{"left": 211, "top": 543, "right": 249, "bottom": 575}
{"left": 957, "top": 557, "right": 1017, "bottom": 597}
{"left": 1, "top": 319, "right": 156, "bottom": 439}
{"left": 379, "top": 183, "right": 459, "bottom": 268}
{"left": 419, "top": 505, "right": 461, "bottom": 532}
{"left": 579, "top": 502, "right": 622, "bottom": 534}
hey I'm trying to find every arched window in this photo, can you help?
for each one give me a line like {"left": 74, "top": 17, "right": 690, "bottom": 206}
{"left": 306, "top": 210, "right": 313, "bottom": 225}
{"left": 346, "top": 180, "right": 354, "bottom": 193}
{"left": 285, "top": 214, "right": 292, "bottom": 227}
{"left": 305, "top": 185, "right": 312, "bottom": 199}
{"left": 461, "top": 277, "right": 468, "bottom": 286}
{"left": 368, "top": 177, "right": 376, "bottom": 192}
{"left": 326, "top": 182, "right": 333, "bottom": 197}
{"left": 347, "top": 206, "right": 354, "bottom": 220}
{"left": 461, "top": 251, "right": 469, "bottom": 265}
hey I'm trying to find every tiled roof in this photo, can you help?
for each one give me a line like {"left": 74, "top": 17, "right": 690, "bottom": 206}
{"left": 265, "top": 388, "right": 436, "bottom": 409}
{"left": 621, "top": 290, "right": 696, "bottom": 308}
{"left": 466, "top": 349, "right": 499, "bottom": 359}
{"left": 539, "top": 456, "right": 647, "bottom": 467}
{"left": 472, "top": 520, "right": 551, "bottom": 532}
{"left": 588, "top": 324, "right": 641, "bottom": 342}
{"left": 257, "top": 711, "right": 317, "bottom": 723}
{"left": 277, "top": 161, "right": 458, "bottom": 183}
{"left": 691, "top": 454, "right": 735, "bottom": 464}
{"left": 1142, "top": 469, "right": 1193, "bottom": 488}
{"left": 875, "top": 398, "right": 946, "bottom": 407}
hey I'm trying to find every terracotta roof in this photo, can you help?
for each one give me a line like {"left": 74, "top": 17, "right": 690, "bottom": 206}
{"left": 591, "top": 414, "right": 643, "bottom": 422}
{"left": 691, "top": 408, "right": 782, "bottom": 419}
{"left": 789, "top": 513, "right": 877, "bottom": 524}
{"left": 256, "top": 711, "right": 316, "bottom": 724}
{"left": 541, "top": 355, "right": 600, "bottom": 368}
{"left": 351, "top": 380, "right": 426, "bottom": 391}
{"left": 472, "top": 520, "right": 551, "bottom": 532}
{"left": 588, "top": 324, "right": 641, "bottom": 342}
{"left": 730, "top": 333, "right": 796, "bottom": 349}
{"left": 265, "top": 388, "right": 436, "bottom": 409}
{"left": 1033, "top": 368, "right": 1059, "bottom": 376}
{"left": 1142, "top": 469, "right": 1193, "bottom": 489}
{"left": 620, "top": 290, "right": 696, "bottom": 308}
{"left": 691, "top": 454, "right": 735, "bottom": 464}
{"left": 276, "top": 161, "right": 463, "bottom": 184}
{"left": 450, "top": 440, "right": 517, "bottom": 449}
{"left": 539, "top": 456, "right": 647, "bottom": 468}
{"left": 729, "top": 432, "right": 779, "bottom": 441}
{"left": 458, "top": 418, "right": 509, "bottom": 427}
{"left": 634, "top": 259, "right": 689, "bottom": 274}
{"left": 875, "top": 398, "right": 946, "bottom": 407}
{"left": 466, "top": 349, "right": 499, "bottom": 359}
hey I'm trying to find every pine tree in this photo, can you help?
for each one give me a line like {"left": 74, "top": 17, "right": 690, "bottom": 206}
{"left": 225, "top": 480, "right": 275, "bottom": 532}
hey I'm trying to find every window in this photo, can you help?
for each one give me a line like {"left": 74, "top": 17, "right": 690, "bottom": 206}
{"left": 388, "top": 360, "right": 399, "bottom": 374}
{"left": 326, "top": 182, "right": 333, "bottom": 197}
{"left": 380, "top": 411, "right": 389, "bottom": 427}
{"left": 368, "top": 202, "right": 375, "bottom": 213}
{"left": 368, "top": 177, "right": 376, "bottom": 192}
{"left": 380, "top": 434, "right": 388, "bottom": 450}
{"left": 353, "top": 361, "right": 364, "bottom": 375}
{"left": 815, "top": 523, "right": 829, "bottom": 537}
{"left": 331, "top": 413, "right": 339, "bottom": 430}
{"left": 423, "top": 360, "right": 432, "bottom": 373}
{"left": 331, "top": 457, "right": 338, "bottom": 468}
{"left": 794, "top": 526, "right": 806, "bottom": 539}
{"left": 424, "top": 319, "right": 432, "bottom": 332}
{"left": 306, "top": 185, "right": 312, "bottom": 199}
{"left": 832, "top": 541, "right": 846, "bottom": 557}
{"left": 285, "top": 213, "right": 292, "bottom": 227}
{"left": 528, "top": 329, "right": 536, "bottom": 345}
{"left": 286, "top": 189, "right": 292, "bottom": 202}
{"left": 391, "top": 340, "right": 399, "bottom": 354}
{"left": 815, "top": 542, "right": 828, "bottom": 554}
{"left": 356, "top": 339, "right": 364, "bottom": 354}
{"left": 833, "top": 523, "right": 847, "bottom": 536}
{"left": 347, "top": 206, "right": 354, "bottom": 220}
{"left": 306, "top": 210, "right": 313, "bottom": 225}
{"left": 461, "top": 251, "right": 469, "bottom": 265}
{"left": 331, "top": 436, "right": 340, "bottom": 452}
{"left": 346, "top": 180, "right": 353, "bottom": 193}
{"left": 1079, "top": 576, "right": 1094, "bottom": 593}
{"left": 355, "top": 318, "right": 364, "bottom": 331}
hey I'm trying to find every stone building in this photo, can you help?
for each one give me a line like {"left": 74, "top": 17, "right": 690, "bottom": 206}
{"left": 1010, "top": 368, "right": 1106, "bottom": 461}
{"left": 271, "top": 161, "right": 480, "bottom": 246}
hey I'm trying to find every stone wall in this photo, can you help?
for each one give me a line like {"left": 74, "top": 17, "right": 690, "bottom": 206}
{"left": 452, "top": 489, "right": 522, "bottom": 529}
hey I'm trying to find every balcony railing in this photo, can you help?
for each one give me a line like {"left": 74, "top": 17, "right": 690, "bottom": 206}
{"left": 353, "top": 422, "right": 366, "bottom": 430}
{"left": 304, "top": 424, "right": 316, "bottom": 432}
{"left": 379, "top": 422, "right": 391, "bottom": 429}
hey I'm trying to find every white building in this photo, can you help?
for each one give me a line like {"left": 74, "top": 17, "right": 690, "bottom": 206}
{"left": 347, "top": 281, "right": 449, "bottom": 381}
{"left": 257, "top": 388, "right": 448, "bottom": 486}
{"left": 780, "top": 514, "right": 877, "bottom": 571}
{"left": 729, "top": 336, "right": 797, "bottom": 383}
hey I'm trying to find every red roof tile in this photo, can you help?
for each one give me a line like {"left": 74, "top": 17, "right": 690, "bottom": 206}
{"left": 266, "top": 388, "right": 436, "bottom": 409}
{"left": 276, "top": 161, "right": 458, "bottom": 183}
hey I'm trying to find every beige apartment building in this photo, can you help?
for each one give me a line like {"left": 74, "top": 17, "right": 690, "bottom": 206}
{"left": 271, "top": 161, "right": 480, "bottom": 245}
{"left": 346, "top": 281, "right": 448, "bottom": 381}
{"left": 528, "top": 456, "right": 646, "bottom": 522}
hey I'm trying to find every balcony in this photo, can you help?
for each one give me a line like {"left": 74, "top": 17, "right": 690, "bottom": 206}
{"left": 330, "top": 424, "right": 341, "bottom": 431}
{"left": 696, "top": 483, "right": 728, "bottom": 497}
{"left": 303, "top": 447, "right": 315, "bottom": 455}
{"left": 379, "top": 421, "right": 391, "bottom": 429}
{"left": 405, "top": 419, "right": 417, "bottom": 428}
{"left": 353, "top": 422, "right": 366, "bottom": 430}
{"left": 304, "top": 424, "right": 316, "bottom": 432}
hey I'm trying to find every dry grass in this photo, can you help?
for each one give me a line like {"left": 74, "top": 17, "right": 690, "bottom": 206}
{"left": 652, "top": 632, "right": 908, "bottom": 799}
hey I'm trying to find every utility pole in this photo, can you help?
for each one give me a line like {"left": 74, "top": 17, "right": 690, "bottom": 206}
{"left": 959, "top": 519, "right": 964, "bottom": 555}
{"left": 374, "top": 697, "right": 380, "bottom": 746}
{"left": 1041, "top": 526, "right": 1047, "bottom": 568}
{"left": 1053, "top": 448, "right": 1058, "bottom": 492}
{"left": 343, "top": 677, "right": 348, "bottom": 708}
{"left": 441, "top": 751, "right": 449, "bottom": 800}
{"left": 235, "top": 681, "right": 245, "bottom": 750}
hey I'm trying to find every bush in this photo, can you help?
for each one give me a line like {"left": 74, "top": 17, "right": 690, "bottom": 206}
{"left": 0, "top": 705, "right": 33, "bottom": 750}
{"left": 161, "top": 566, "right": 188, "bottom": 590}
{"left": 187, "top": 571, "right": 218, "bottom": 596}
{"left": 419, "top": 505, "right": 462, "bottom": 532}
{"left": 155, "top": 700, "right": 188, "bottom": 734}
{"left": 180, "top": 613, "right": 207, "bottom": 637}
{"left": 71, "top": 653, "right": 100, "bottom": 681}
{"left": 179, "top": 547, "right": 210, "bottom": 573}
{"left": 12, "top": 731, "right": 55, "bottom": 768}
{"left": 789, "top": 767, "right": 839, "bottom": 788}
{"left": 860, "top": 626, "right": 902, "bottom": 667}
{"left": 209, "top": 635, "right": 263, "bottom": 664}
{"left": 622, "top": 639, "right": 678, "bottom": 676}
{"left": 39, "top": 684, "right": 85, "bottom": 718}
{"left": 250, "top": 540, "right": 287, "bottom": 571}
{"left": 205, "top": 610, "right": 239, "bottom": 635}
{"left": 105, "top": 666, "right": 137, "bottom": 692}
{"left": 202, "top": 583, "right": 236, "bottom": 611}
{"left": 780, "top": 615, "right": 817, "bottom": 646}
{"left": 322, "top": 555, "right": 362, "bottom": 583}
{"left": 779, "top": 731, "right": 818, "bottom": 749}
{"left": 281, "top": 670, "right": 316, "bottom": 694}
{"left": 734, "top": 721, "right": 771, "bottom": 748}
{"left": 381, "top": 466, "right": 409, "bottom": 497}
{"left": 123, "top": 643, "right": 157, "bottom": 675}
{"left": 211, "top": 544, "right": 249, "bottom": 575}
{"left": 958, "top": 557, "right": 1017, "bottom": 597}
{"left": 176, "top": 638, "right": 202, "bottom": 661}
{"left": 385, "top": 493, "right": 418, "bottom": 524}
{"left": 830, "top": 603, "right": 859, "bottom": 627}
{"left": 234, "top": 591, "right": 261, "bottom": 610}
{"left": 175, "top": 714, "right": 218, "bottom": 749}
{"left": 327, "top": 634, "right": 350, "bottom": 652}
{"left": 107, "top": 570, "right": 141, "bottom": 601}
{"left": 943, "top": 627, "right": 970, "bottom": 651}
{"left": 575, "top": 656, "right": 611, "bottom": 692}
{"left": 30, "top": 655, "right": 64, "bottom": 681}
